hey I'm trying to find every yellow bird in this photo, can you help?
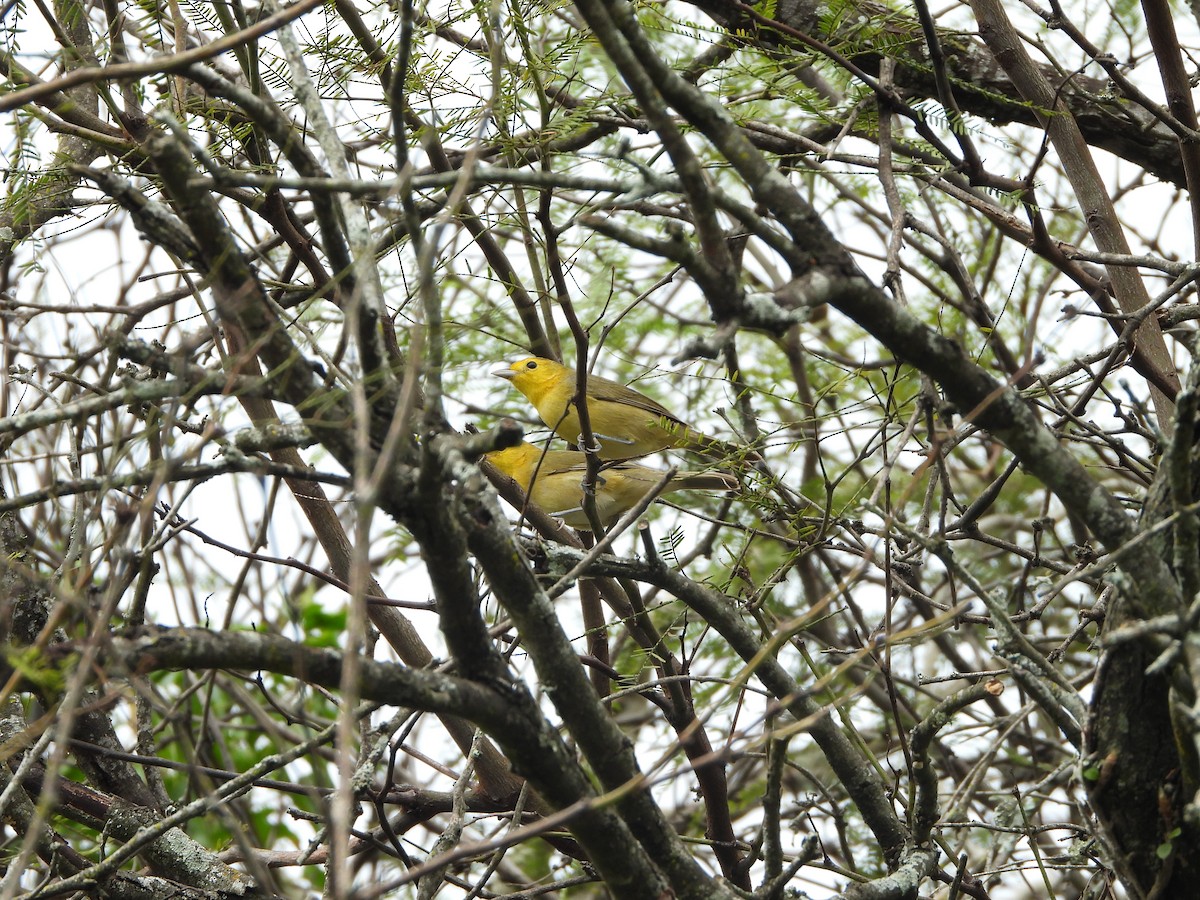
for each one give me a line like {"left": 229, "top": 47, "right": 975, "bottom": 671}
{"left": 493, "top": 356, "right": 744, "bottom": 460}
{"left": 485, "top": 442, "right": 737, "bottom": 529}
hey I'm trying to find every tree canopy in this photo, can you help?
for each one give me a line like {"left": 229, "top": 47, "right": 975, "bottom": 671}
{"left": 1, "top": 0, "right": 1198, "bottom": 897}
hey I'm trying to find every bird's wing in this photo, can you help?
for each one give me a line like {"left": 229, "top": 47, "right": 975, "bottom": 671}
{"left": 588, "top": 379, "right": 686, "bottom": 424}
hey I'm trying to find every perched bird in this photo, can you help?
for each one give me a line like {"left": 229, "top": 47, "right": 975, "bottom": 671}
{"left": 485, "top": 442, "right": 737, "bottom": 529}
{"left": 493, "top": 356, "right": 745, "bottom": 460}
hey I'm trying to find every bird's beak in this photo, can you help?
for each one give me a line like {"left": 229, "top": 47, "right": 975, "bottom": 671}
{"left": 492, "top": 367, "right": 516, "bottom": 380}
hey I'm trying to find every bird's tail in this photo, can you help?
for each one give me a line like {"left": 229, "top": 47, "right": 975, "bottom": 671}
{"left": 672, "top": 471, "right": 739, "bottom": 492}
{"left": 681, "top": 428, "right": 763, "bottom": 465}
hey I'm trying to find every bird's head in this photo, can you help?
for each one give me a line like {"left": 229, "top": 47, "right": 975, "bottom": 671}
{"left": 492, "top": 357, "right": 566, "bottom": 399}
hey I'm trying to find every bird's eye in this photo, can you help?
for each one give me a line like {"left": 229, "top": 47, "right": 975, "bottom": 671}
{"left": 526, "top": 361, "right": 537, "bottom": 370}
